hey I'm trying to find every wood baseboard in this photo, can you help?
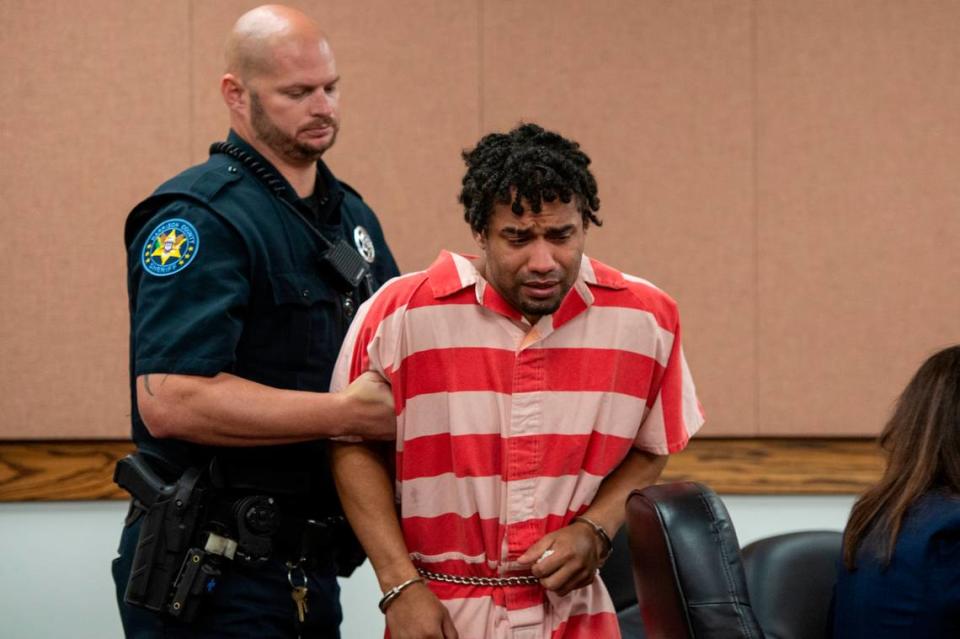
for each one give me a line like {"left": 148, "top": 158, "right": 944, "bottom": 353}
{"left": 0, "top": 438, "right": 883, "bottom": 502}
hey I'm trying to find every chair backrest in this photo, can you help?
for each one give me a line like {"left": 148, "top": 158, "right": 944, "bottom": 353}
{"left": 741, "top": 530, "right": 842, "bottom": 639}
{"left": 625, "top": 482, "right": 764, "bottom": 639}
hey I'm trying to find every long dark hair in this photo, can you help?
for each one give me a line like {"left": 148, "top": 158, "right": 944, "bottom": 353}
{"left": 842, "top": 345, "right": 960, "bottom": 569}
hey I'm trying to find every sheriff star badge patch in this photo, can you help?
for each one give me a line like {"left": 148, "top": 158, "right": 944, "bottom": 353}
{"left": 141, "top": 219, "right": 199, "bottom": 277}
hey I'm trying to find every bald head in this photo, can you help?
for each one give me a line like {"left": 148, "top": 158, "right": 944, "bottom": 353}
{"left": 225, "top": 4, "right": 328, "bottom": 81}
{"left": 220, "top": 4, "right": 341, "bottom": 173}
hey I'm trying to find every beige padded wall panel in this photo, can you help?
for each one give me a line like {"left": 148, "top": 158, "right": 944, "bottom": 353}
{"left": 756, "top": 0, "right": 960, "bottom": 435}
{"left": 0, "top": 1, "right": 192, "bottom": 438}
{"left": 190, "top": 1, "right": 482, "bottom": 273}
{"left": 482, "top": 0, "right": 756, "bottom": 435}
{"left": 8, "top": 1, "right": 960, "bottom": 441}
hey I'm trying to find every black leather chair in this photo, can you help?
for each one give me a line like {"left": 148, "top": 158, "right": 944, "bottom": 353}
{"left": 626, "top": 482, "right": 764, "bottom": 639}
{"left": 622, "top": 482, "right": 842, "bottom": 639}
{"left": 741, "top": 531, "right": 842, "bottom": 639}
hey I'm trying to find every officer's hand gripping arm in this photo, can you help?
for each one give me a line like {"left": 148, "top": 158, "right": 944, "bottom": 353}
{"left": 136, "top": 371, "right": 396, "bottom": 446}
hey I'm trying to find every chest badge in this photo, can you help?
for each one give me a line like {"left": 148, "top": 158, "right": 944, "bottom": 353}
{"left": 141, "top": 219, "right": 199, "bottom": 277}
{"left": 353, "top": 225, "right": 376, "bottom": 263}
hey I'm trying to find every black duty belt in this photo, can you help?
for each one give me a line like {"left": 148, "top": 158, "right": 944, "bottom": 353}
{"left": 121, "top": 453, "right": 345, "bottom": 567}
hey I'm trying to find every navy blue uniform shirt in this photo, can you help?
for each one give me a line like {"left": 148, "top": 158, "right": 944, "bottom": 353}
{"left": 124, "top": 130, "right": 399, "bottom": 498}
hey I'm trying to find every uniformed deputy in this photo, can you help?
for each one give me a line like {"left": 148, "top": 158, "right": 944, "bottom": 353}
{"left": 112, "top": 6, "right": 400, "bottom": 637}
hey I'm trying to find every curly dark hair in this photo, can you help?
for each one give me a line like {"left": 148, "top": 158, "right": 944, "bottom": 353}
{"left": 458, "top": 123, "right": 602, "bottom": 233}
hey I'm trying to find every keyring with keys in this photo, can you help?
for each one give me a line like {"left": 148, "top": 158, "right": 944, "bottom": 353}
{"left": 287, "top": 562, "right": 309, "bottom": 623}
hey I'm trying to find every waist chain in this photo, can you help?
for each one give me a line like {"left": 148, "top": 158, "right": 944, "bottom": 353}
{"left": 416, "top": 567, "right": 540, "bottom": 587}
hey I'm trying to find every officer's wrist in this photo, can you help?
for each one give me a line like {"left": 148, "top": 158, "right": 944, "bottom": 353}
{"left": 328, "top": 391, "right": 354, "bottom": 438}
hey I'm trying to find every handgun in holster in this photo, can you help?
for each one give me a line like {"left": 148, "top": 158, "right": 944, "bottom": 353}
{"left": 114, "top": 454, "right": 222, "bottom": 621}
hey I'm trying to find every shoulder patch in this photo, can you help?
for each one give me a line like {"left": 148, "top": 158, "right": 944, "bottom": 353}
{"left": 141, "top": 218, "right": 200, "bottom": 277}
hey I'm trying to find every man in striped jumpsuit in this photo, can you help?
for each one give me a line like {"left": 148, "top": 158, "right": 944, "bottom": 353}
{"left": 331, "top": 123, "right": 704, "bottom": 639}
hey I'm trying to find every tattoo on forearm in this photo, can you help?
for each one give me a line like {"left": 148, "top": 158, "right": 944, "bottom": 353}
{"left": 142, "top": 374, "right": 171, "bottom": 397}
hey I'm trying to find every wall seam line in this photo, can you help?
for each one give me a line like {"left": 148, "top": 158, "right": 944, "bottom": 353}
{"left": 187, "top": 0, "right": 195, "bottom": 164}
{"left": 751, "top": 0, "right": 760, "bottom": 438}
{"left": 477, "top": 0, "right": 484, "bottom": 136}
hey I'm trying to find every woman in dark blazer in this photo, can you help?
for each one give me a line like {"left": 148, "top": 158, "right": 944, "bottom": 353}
{"left": 833, "top": 345, "right": 960, "bottom": 637}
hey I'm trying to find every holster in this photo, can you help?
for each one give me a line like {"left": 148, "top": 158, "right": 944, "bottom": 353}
{"left": 114, "top": 454, "right": 217, "bottom": 620}
{"left": 114, "top": 452, "right": 365, "bottom": 620}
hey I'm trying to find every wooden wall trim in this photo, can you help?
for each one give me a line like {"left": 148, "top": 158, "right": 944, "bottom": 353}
{"left": 0, "top": 438, "right": 883, "bottom": 502}
{"left": 0, "top": 441, "right": 132, "bottom": 501}
{"left": 664, "top": 438, "right": 882, "bottom": 494}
